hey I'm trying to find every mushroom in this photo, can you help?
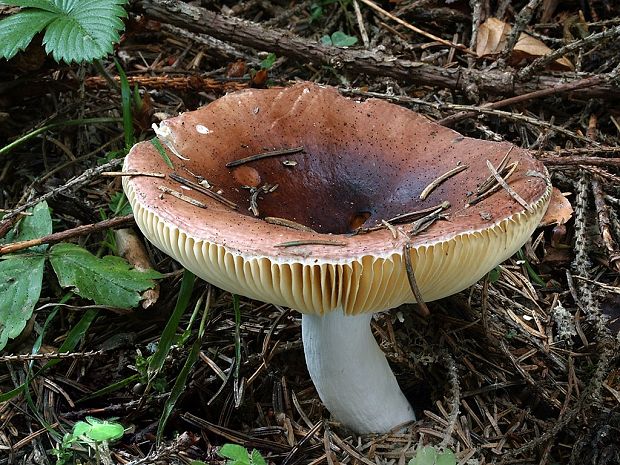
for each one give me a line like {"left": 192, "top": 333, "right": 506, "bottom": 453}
{"left": 123, "top": 82, "right": 552, "bottom": 434}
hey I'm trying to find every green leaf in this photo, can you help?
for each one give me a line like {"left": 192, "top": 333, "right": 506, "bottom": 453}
{"left": 1, "top": 201, "right": 52, "bottom": 247}
{"left": 0, "top": 201, "right": 51, "bottom": 351}
{"left": 409, "top": 447, "right": 437, "bottom": 465}
{"left": 109, "top": 192, "right": 132, "bottom": 216}
{"left": 487, "top": 266, "right": 501, "bottom": 283}
{"left": 72, "top": 421, "right": 91, "bottom": 438}
{"left": 250, "top": 449, "right": 267, "bottom": 465}
{"left": 409, "top": 447, "right": 456, "bottom": 465}
{"left": 310, "top": 4, "right": 323, "bottom": 22}
{"left": 320, "top": 34, "right": 332, "bottom": 46}
{"left": 150, "top": 138, "right": 173, "bottom": 168}
{"left": 260, "top": 52, "right": 276, "bottom": 70}
{"left": 517, "top": 249, "right": 546, "bottom": 286}
{"left": 72, "top": 418, "right": 124, "bottom": 442}
{"left": 0, "top": 0, "right": 127, "bottom": 62}
{"left": 83, "top": 418, "right": 124, "bottom": 442}
{"left": 219, "top": 444, "right": 251, "bottom": 465}
{"left": 49, "top": 243, "right": 161, "bottom": 308}
{"left": 0, "top": 256, "right": 45, "bottom": 350}
{"left": 330, "top": 31, "right": 357, "bottom": 47}
{"left": 0, "top": 10, "right": 54, "bottom": 60}
{"left": 435, "top": 450, "right": 457, "bottom": 465}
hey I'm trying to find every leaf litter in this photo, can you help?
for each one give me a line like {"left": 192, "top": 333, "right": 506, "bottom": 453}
{"left": 0, "top": 1, "right": 620, "bottom": 464}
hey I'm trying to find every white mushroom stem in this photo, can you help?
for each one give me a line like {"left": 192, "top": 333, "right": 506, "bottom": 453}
{"left": 302, "top": 309, "right": 416, "bottom": 433}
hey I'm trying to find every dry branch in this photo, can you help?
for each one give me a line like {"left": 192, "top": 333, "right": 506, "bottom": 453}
{"left": 136, "top": 0, "right": 620, "bottom": 100}
{"left": 0, "top": 215, "right": 135, "bottom": 255}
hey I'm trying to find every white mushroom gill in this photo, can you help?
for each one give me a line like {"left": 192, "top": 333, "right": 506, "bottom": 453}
{"left": 302, "top": 310, "right": 415, "bottom": 433}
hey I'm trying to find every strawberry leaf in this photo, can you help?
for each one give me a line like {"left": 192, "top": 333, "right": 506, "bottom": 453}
{"left": 49, "top": 243, "right": 161, "bottom": 308}
{"left": 0, "top": 202, "right": 51, "bottom": 351}
{"left": 0, "top": 0, "right": 127, "bottom": 62}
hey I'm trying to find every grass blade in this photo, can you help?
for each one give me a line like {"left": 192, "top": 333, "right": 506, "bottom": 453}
{"left": 148, "top": 269, "right": 195, "bottom": 378}
{"left": 156, "top": 286, "right": 211, "bottom": 444}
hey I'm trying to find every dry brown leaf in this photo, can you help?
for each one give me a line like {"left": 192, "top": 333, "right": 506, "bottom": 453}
{"left": 476, "top": 17, "right": 510, "bottom": 57}
{"left": 476, "top": 17, "right": 573, "bottom": 71}
{"left": 540, "top": 187, "right": 574, "bottom": 226}
{"left": 513, "top": 35, "right": 574, "bottom": 70}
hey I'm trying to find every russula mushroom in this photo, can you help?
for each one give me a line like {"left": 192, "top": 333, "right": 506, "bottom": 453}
{"left": 123, "top": 82, "right": 552, "bottom": 434}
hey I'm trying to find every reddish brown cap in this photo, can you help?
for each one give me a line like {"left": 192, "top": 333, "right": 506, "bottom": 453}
{"left": 123, "top": 82, "right": 551, "bottom": 314}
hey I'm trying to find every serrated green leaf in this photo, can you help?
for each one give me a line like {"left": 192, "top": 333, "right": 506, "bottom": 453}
{"left": 49, "top": 243, "right": 161, "bottom": 308}
{"left": 0, "top": 202, "right": 51, "bottom": 351}
{"left": 0, "top": 0, "right": 127, "bottom": 62}
{"left": 219, "top": 444, "right": 250, "bottom": 464}
{"left": 250, "top": 449, "right": 267, "bottom": 465}
{"left": 0, "top": 10, "right": 54, "bottom": 60}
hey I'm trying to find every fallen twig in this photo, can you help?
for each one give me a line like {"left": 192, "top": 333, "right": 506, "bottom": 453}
{"left": 169, "top": 173, "right": 239, "bottom": 209}
{"left": 403, "top": 242, "right": 430, "bottom": 317}
{"left": 0, "top": 215, "right": 135, "bottom": 256}
{"left": 226, "top": 146, "right": 305, "bottom": 168}
{"left": 485, "top": 160, "right": 531, "bottom": 211}
{"left": 137, "top": 0, "right": 620, "bottom": 99}
{"left": 264, "top": 217, "right": 317, "bottom": 233}
{"left": 274, "top": 239, "right": 347, "bottom": 248}
{"left": 357, "top": 0, "right": 474, "bottom": 55}
{"left": 158, "top": 185, "right": 208, "bottom": 208}
{"left": 420, "top": 164, "right": 468, "bottom": 200}
{"left": 0, "top": 158, "right": 124, "bottom": 236}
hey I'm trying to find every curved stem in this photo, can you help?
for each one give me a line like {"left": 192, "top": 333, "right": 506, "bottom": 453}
{"left": 302, "top": 309, "right": 415, "bottom": 433}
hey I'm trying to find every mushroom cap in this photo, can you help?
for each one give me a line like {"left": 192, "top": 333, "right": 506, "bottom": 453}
{"left": 123, "top": 82, "right": 551, "bottom": 315}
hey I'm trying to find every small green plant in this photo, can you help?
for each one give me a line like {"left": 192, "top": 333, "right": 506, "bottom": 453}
{"left": 409, "top": 446, "right": 456, "bottom": 465}
{"left": 516, "top": 249, "right": 546, "bottom": 286}
{"left": 260, "top": 52, "right": 277, "bottom": 70}
{"left": 0, "top": 201, "right": 161, "bottom": 351}
{"left": 218, "top": 444, "right": 267, "bottom": 465}
{"left": 51, "top": 417, "right": 124, "bottom": 465}
{"left": 320, "top": 30, "right": 358, "bottom": 47}
{"left": 109, "top": 192, "right": 132, "bottom": 217}
{"left": 310, "top": 0, "right": 351, "bottom": 22}
{"left": 487, "top": 266, "right": 501, "bottom": 283}
{"left": 0, "top": 0, "right": 128, "bottom": 62}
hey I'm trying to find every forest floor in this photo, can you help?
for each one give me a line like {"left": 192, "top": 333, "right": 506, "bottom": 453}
{"left": 1, "top": 0, "right": 620, "bottom": 464}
